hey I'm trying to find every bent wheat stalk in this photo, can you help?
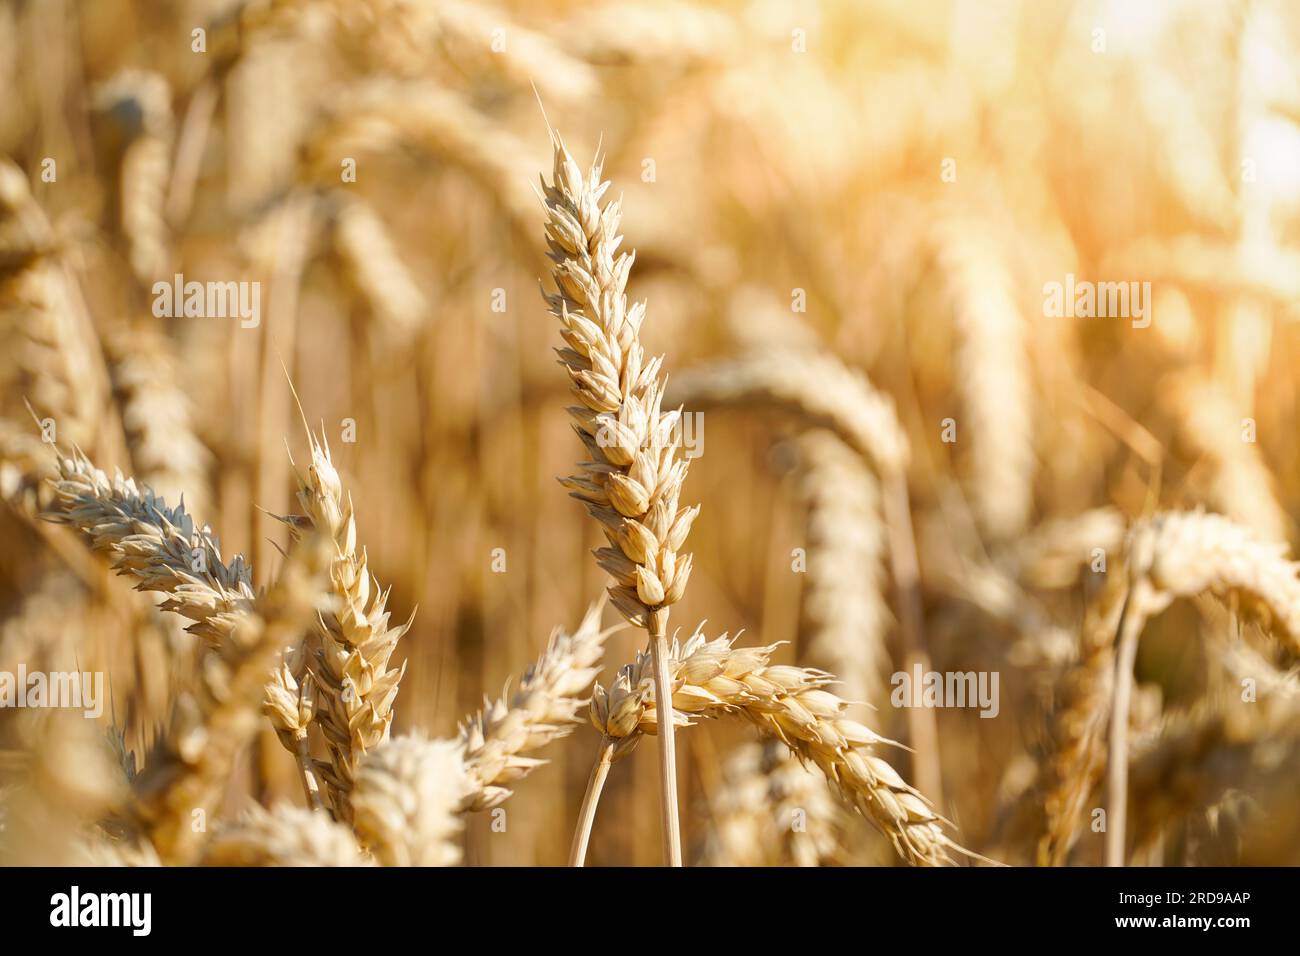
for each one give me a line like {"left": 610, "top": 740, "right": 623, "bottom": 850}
{"left": 540, "top": 137, "right": 699, "bottom": 865}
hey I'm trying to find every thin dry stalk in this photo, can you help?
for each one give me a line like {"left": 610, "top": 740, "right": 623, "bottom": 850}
{"left": 569, "top": 737, "right": 615, "bottom": 867}
{"left": 540, "top": 137, "right": 700, "bottom": 865}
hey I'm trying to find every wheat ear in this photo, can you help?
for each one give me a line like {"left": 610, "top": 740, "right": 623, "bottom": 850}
{"left": 589, "top": 626, "right": 969, "bottom": 866}
{"left": 540, "top": 137, "right": 699, "bottom": 866}
{"left": 202, "top": 804, "right": 369, "bottom": 867}
{"left": 42, "top": 449, "right": 255, "bottom": 649}
{"left": 278, "top": 430, "right": 410, "bottom": 823}
{"left": 457, "top": 600, "right": 614, "bottom": 812}
{"left": 351, "top": 733, "right": 466, "bottom": 867}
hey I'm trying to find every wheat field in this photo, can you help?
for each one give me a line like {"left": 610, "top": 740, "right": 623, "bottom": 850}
{"left": 2, "top": 0, "right": 1300, "bottom": 869}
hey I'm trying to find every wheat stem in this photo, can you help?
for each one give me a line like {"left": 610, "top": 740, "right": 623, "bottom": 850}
{"left": 1104, "top": 593, "right": 1147, "bottom": 866}
{"left": 648, "top": 607, "right": 682, "bottom": 866}
{"left": 569, "top": 737, "right": 616, "bottom": 867}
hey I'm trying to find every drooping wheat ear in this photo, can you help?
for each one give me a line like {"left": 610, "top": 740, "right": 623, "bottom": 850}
{"left": 670, "top": 350, "right": 909, "bottom": 479}
{"left": 1127, "top": 510, "right": 1300, "bottom": 657}
{"left": 457, "top": 600, "right": 614, "bottom": 812}
{"left": 279, "top": 430, "right": 409, "bottom": 823}
{"left": 699, "top": 739, "right": 845, "bottom": 867}
{"left": 352, "top": 733, "right": 466, "bottom": 867}
{"left": 1166, "top": 375, "right": 1288, "bottom": 543}
{"left": 669, "top": 349, "right": 941, "bottom": 800}
{"left": 104, "top": 324, "right": 211, "bottom": 514}
{"left": 796, "top": 431, "right": 890, "bottom": 704}
{"left": 201, "top": 804, "right": 370, "bottom": 867}
{"left": 1036, "top": 560, "right": 1128, "bottom": 866}
{"left": 930, "top": 215, "right": 1034, "bottom": 541}
{"left": 589, "top": 626, "right": 967, "bottom": 867}
{"left": 42, "top": 449, "right": 255, "bottom": 649}
{"left": 305, "top": 81, "right": 540, "bottom": 248}
{"left": 132, "top": 532, "right": 331, "bottom": 865}
{"left": 331, "top": 198, "right": 427, "bottom": 344}
{"left": 1003, "top": 507, "right": 1125, "bottom": 591}
{"left": 541, "top": 136, "right": 698, "bottom": 865}
{"left": 91, "top": 69, "right": 173, "bottom": 284}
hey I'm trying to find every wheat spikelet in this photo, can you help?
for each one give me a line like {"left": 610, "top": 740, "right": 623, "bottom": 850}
{"left": 457, "top": 600, "right": 613, "bottom": 811}
{"left": 930, "top": 215, "right": 1034, "bottom": 540}
{"left": 42, "top": 450, "right": 255, "bottom": 648}
{"left": 131, "top": 531, "right": 330, "bottom": 864}
{"left": 202, "top": 804, "right": 370, "bottom": 867}
{"left": 796, "top": 431, "right": 890, "bottom": 704}
{"left": 352, "top": 733, "right": 465, "bottom": 866}
{"left": 277, "top": 430, "right": 409, "bottom": 822}
{"left": 589, "top": 625, "right": 965, "bottom": 866}
{"left": 699, "top": 739, "right": 844, "bottom": 867}
{"left": 670, "top": 350, "right": 909, "bottom": 479}
{"left": 1004, "top": 508, "right": 1125, "bottom": 591}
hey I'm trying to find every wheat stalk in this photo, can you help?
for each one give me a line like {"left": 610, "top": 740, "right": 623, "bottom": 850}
{"left": 540, "top": 135, "right": 699, "bottom": 865}
{"left": 457, "top": 600, "right": 614, "bottom": 812}
{"left": 352, "top": 732, "right": 466, "bottom": 866}
{"left": 589, "top": 625, "right": 968, "bottom": 866}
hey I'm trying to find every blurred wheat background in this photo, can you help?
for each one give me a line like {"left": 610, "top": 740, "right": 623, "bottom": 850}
{"left": 2, "top": 0, "right": 1300, "bottom": 867}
